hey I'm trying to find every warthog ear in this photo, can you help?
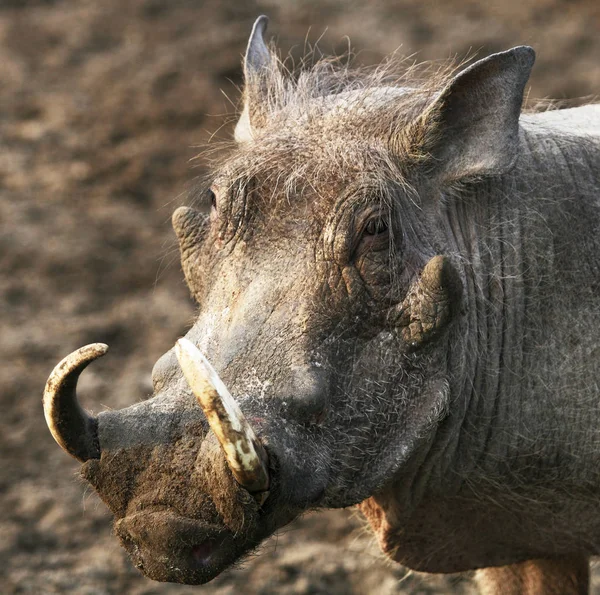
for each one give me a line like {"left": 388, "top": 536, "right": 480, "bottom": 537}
{"left": 409, "top": 46, "right": 535, "bottom": 181}
{"left": 235, "top": 16, "right": 277, "bottom": 143}
{"left": 390, "top": 255, "right": 462, "bottom": 350}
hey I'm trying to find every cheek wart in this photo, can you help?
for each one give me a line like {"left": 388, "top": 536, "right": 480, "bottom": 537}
{"left": 394, "top": 255, "right": 462, "bottom": 350}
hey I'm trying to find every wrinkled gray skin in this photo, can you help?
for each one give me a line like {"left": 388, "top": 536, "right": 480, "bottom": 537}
{"left": 57, "top": 17, "right": 600, "bottom": 589}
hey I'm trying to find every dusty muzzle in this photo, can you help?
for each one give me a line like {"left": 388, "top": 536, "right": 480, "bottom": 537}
{"left": 43, "top": 340, "right": 270, "bottom": 503}
{"left": 115, "top": 508, "right": 238, "bottom": 584}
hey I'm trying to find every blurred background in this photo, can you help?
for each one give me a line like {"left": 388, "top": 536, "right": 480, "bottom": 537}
{"left": 1, "top": 1, "right": 599, "bottom": 593}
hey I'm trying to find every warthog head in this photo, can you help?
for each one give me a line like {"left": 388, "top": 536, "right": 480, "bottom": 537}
{"left": 43, "top": 17, "right": 534, "bottom": 584}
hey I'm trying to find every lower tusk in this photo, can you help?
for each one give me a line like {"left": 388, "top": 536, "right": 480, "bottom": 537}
{"left": 175, "top": 338, "right": 270, "bottom": 500}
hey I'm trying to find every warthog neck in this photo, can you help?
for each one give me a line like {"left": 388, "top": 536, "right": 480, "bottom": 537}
{"left": 431, "top": 119, "right": 600, "bottom": 496}
{"left": 361, "top": 115, "right": 600, "bottom": 571}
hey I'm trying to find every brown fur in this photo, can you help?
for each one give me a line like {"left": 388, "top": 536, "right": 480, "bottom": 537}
{"left": 474, "top": 557, "right": 589, "bottom": 595}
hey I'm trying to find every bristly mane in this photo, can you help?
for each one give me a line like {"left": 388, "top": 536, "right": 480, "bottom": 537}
{"left": 249, "top": 45, "right": 455, "bottom": 120}
{"left": 191, "top": 49, "right": 462, "bottom": 210}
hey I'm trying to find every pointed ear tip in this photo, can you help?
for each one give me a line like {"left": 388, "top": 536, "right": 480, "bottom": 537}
{"left": 254, "top": 15, "right": 269, "bottom": 32}
{"left": 511, "top": 45, "right": 536, "bottom": 69}
{"left": 248, "top": 15, "right": 269, "bottom": 44}
{"left": 245, "top": 15, "right": 271, "bottom": 68}
{"left": 476, "top": 45, "right": 536, "bottom": 74}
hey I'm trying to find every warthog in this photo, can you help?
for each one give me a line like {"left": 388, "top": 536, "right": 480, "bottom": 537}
{"left": 43, "top": 16, "right": 600, "bottom": 594}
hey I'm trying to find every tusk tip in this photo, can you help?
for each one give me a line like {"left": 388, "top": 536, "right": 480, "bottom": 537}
{"left": 175, "top": 338, "right": 219, "bottom": 388}
{"left": 45, "top": 343, "right": 109, "bottom": 387}
{"left": 84, "top": 342, "right": 109, "bottom": 356}
{"left": 175, "top": 337, "right": 199, "bottom": 359}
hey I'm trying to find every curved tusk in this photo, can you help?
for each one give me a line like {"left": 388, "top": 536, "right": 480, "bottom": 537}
{"left": 43, "top": 343, "right": 107, "bottom": 462}
{"left": 175, "top": 338, "right": 270, "bottom": 500}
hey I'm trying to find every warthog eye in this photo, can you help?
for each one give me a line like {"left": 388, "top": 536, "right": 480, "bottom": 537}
{"left": 364, "top": 217, "right": 388, "bottom": 236}
{"left": 208, "top": 188, "right": 217, "bottom": 210}
{"left": 354, "top": 214, "right": 390, "bottom": 259}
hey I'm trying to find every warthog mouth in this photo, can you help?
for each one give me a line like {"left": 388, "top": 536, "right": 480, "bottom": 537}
{"left": 114, "top": 508, "right": 248, "bottom": 584}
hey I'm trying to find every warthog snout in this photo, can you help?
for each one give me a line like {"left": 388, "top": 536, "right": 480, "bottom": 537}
{"left": 115, "top": 509, "right": 233, "bottom": 583}
{"left": 43, "top": 339, "right": 271, "bottom": 504}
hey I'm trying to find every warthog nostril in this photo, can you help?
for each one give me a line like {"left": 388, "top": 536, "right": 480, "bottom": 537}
{"left": 191, "top": 537, "right": 223, "bottom": 566}
{"left": 190, "top": 529, "right": 228, "bottom": 567}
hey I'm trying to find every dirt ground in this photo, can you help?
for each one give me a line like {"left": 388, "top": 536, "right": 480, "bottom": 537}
{"left": 1, "top": 0, "right": 599, "bottom": 593}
